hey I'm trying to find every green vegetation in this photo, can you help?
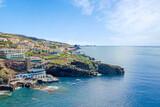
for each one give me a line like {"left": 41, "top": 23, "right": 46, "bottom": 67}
{"left": 0, "top": 34, "right": 13, "bottom": 38}
{"left": 0, "top": 40, "right": 13, "bottom": 48}
{"left": 50, "top": 59, "right": 68, "bottom": 65}
{"left": 0, "top": 32, "right": 71, "bottom": 50}
{"left": 0, "top": 60, "right": 15, "bottom": 83}
{"left": 44, "top": 52, "right": 94, "bottom": 67}
{"left": 0, "top": 69, "right": 10, "bottom": 81}
{"left": 25, "top": 51, "right": 37, "bottom": 57}
{"left": 43, "top": 54, "right": 60, "bottom": 60}
{"left": 75, "top": 54, "right": 92, "bottom": 64}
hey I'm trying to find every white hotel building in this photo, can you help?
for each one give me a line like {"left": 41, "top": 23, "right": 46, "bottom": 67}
{"left": 0, "top": 48, "right": 28, "bottom": 59}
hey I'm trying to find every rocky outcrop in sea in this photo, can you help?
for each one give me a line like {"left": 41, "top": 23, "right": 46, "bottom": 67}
{"left": 97, "top": 63, "right": 124, "bottom": 75}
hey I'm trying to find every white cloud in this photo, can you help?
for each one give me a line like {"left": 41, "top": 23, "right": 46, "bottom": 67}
{"left": 0, "top": 0, "right": 4, "bottom": 7}
{"left": 72, "top": 0, "right": 160, "bottom": 45}
{"left": 73, "top": 0, "right": 94, "bottom": 15}
{"left": 105, "top": 0, "right": 160, "bottom": 34}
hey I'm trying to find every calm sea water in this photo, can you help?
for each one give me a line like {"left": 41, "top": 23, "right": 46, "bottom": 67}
{"left": 1, "top": 46, "right": 160, "bottom": 107}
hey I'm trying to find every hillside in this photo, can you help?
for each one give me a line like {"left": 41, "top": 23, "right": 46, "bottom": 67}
{"left": 0, "top": 32, "right": 124, "bottom": 83}
{"left": 0, "top": 32, "right": 72, "bottom": 50}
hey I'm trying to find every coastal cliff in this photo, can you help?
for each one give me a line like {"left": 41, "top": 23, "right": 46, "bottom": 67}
{"left": 46, "top": 60, "right": 124, "bottom": 77}
{"left": 46, "top": 64, "right": 98, "bottom": 77}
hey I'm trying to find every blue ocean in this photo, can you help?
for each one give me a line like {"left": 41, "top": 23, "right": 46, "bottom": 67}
{"left": 1, "top": 46, "right": 160, "bottom": 107}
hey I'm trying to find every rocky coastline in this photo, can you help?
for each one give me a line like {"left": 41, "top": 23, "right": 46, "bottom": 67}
{"left": 46, "top": 60, "right": 125, "bottom": 77}
{"left": 46, "top": 46, "right": 125, "bottom": 77}
{"left": 0, "top": 33, "right": 125, "bottom": 84}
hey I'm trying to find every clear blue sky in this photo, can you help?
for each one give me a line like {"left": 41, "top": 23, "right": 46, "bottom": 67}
{"left": 0, "top": 0, "right": 160, "bottom": 45}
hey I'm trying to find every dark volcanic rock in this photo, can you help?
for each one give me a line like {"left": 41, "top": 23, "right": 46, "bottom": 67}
{"left": 74, "top": 45, "right": 81, "bottom": 50}
{"left": 71, "top": 61, "right": 90, "bottom": 70}
{"left": 46, "top": 61, "right": 125, "bottom": 77}
{"left": 97, "top": 63, "right": 124, "bottom": 75}
{"left": 46, "top": 64, "right": 98, "bottom": 77}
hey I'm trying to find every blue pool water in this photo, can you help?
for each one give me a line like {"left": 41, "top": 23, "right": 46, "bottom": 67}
{"left": 1, "top": 46, "right": 160, "bottom": 107}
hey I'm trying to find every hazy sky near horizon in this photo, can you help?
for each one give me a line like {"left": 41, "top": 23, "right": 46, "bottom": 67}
{"left": 0, "top": 0, "right": 160, "bottom": 45}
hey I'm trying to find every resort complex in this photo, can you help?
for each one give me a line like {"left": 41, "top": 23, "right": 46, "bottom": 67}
{"left": 0, "top": 33, "right": 81, "bottom": 94}
{"left": 0, "top": 48, "right": 59, "bottom": 93}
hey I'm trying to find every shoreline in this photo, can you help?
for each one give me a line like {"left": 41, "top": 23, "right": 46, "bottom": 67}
{"left": 0, "top": 33, "right": 125, "bottom": 96}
